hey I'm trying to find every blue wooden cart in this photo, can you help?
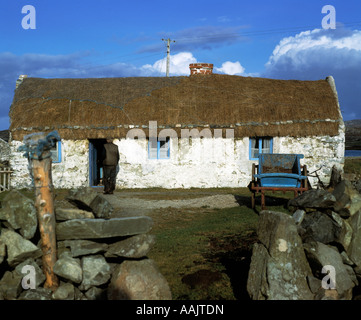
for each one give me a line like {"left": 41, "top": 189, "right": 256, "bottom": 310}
{"left": 249, "top": 153, "right": 308, "bottom": 210}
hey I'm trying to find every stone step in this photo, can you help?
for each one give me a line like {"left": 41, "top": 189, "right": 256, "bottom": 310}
{"left": 56, "top": 217, "right": 153, "bottom": 240}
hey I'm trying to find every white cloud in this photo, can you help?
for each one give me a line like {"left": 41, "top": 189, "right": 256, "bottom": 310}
{"left": 215, "top": 61, "right": 245, "bottom": 75}
{"left": 141, "top": 52, "right": 197, "bottom": 76}
{"left": 266, "top": 28, "right": 361, "bottom": 69}
{"left": 263, "top": 27, "right": 361, "bottom": 120}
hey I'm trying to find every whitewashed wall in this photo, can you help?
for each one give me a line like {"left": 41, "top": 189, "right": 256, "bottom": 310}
{"left": 10, "top": 140, "right": 89, "bottom": 189}
{"left": 10, "top": 131, "right": 344, "bottom": 189}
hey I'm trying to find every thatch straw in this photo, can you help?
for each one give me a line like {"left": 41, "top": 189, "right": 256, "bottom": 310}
{"left": 9, "top": 74, "right": 342, "bottom": 140}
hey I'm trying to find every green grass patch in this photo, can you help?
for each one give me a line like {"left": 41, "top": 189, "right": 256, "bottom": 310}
{"left": 146, "top": 188, "right": 292, "bottom": 300}
{"left": 344, "top": 157, "right": 361, "bottom": 175}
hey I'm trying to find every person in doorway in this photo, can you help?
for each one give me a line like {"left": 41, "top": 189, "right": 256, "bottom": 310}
{"left": 102, "top": 138, "right": 119, "bottom": 194}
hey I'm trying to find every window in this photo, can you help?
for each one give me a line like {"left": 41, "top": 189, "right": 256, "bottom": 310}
{"left": 50, "top": 141, "right": 61, "bottom": 163}
{"left": 148, "top": 138, "right": 170, "bottom": 159}
{"left": 249, "top": 137, "right": 273, "bottom": 160}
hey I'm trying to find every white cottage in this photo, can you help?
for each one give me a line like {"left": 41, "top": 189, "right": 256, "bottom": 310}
{"left": 8, "top": 64, "right": 345, "bottom": 190}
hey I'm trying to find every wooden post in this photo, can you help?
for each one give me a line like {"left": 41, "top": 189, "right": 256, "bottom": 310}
{"left": 19, "top": 131, "right": 60, "bottom": 291}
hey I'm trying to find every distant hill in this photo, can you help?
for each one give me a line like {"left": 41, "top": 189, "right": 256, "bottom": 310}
{"left": 345, "top": 120, "right": 361, "bottom": 150}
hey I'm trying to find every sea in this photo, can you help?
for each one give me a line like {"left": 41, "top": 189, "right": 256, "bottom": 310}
{"left": 345, "top": 150, "right": 361, "bottom": 157}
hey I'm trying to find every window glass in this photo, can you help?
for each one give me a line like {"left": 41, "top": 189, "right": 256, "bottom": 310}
{"left": 50, "top": 141, "right": 61, "bottom": 163}
{"left": 250, "top": 137, "right": 273, "bottom": 160}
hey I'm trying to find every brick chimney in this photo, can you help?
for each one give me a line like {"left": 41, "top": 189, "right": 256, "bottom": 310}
{"left": 189, "top": 63, "right": 213, "bottom": 75}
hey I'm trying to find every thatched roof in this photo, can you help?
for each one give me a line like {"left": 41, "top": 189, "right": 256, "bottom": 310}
{"left": 9, "top": 74, "right": 342, "bottom": 140}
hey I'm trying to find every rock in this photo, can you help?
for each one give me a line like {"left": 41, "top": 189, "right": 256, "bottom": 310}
{"left": 340, "top": 251, "right": 355, "bottom": 266}
{"left": 304, "top": 242, "right": 355, "bottom": 300}
{"left": 247, "top": 243, "right": 269, "bottom": 300}
{"left": 55, "top": 208, "right": 95, "bottom": 221}
{"left": 298, "top": 211, "right": 341, "bottom": 244}
{"left": 14, "top": 258, "right": 46, "bottom": 288}
{"left": 84, "top": 287, "right": 107, "bottom": 300}
{"left": 59, "top": 239, "right": 108, "bottom": 257}
{"left": 105, "top": 234, "right": 156, "bottom": 259}
{"left": 0, "top": 190, "right": 37, "bottom": 239}
{"left": 307, "top": 275, "right": 322, "bottom": 294}
{"left": 108, "top": 259, "right": 172, "bottom": 300}
{"left": 247, "top": 210, "right": 314, "bottom": 300}
{"left": 0, "top": 229, "right": 42, "bottom": 267}
{"left": 52, "top": 282, "right": 75, "bottom": 300}
{"left": 329, "top": 211, "right": 353, "bottom": 251}
{"left": 0, "top": 271, "right": 23, "bottom": 299}
{"left": 328, "top": 165, "right": 343, "bottom": 189}
{"left": 56, "top": 217, "right": 153, "bottom": 240}
{"left": 18, "top": 287, "right": 53, "bottom": 300}
{"left": 292, "top": 209, "right": 306, "bottom": 225}
{"left": 67, "top": 187, "right": 113, "bottom": 219}
{"left": 332, "top": 180, "right": 361, "bottom": 218}
{"left": 288, "top": 189, "right": 336, "bottom": 209}
{"left": 88, "top": 195, "right": 114, "bottom": 219}
{"left": 346, "top": 211, "right": 361, "bottom": 267}
{"left": 53, "top": 252, "right": 83, "bottom": 284}
{"left": 355, "top": 179, "right": 361, "bottom": 194}
{"left": 79, "top": 255, "right": 111, "bottom": 291}
{"left": 0, "top": 239, "right": 5, "bottom": 264}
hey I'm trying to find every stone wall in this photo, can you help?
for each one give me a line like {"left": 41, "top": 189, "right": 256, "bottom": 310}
{"left": 9, "top": 132, "right": 344, "bottom": 189}
{"left": 0, "top": 188, "right": 172, "bottom": 300}
{"left": 247, "top": 179, "right": 361, "bottom": 300}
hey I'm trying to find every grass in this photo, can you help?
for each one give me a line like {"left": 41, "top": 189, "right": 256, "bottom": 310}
{"left": 344, "top": 157, "right": 361, "bottom": 175}
{"left": 146, "top": 188, "right": 292, "bottom": 300}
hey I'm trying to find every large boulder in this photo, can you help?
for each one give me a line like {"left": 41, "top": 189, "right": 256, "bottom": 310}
{"left": 0, "top": 229, "right": 42, "bottom": 267}
{"left": 108, "top": 259, "right": 172, "bottom": 300}
{"left": 304, "top": 242, "right": 356, "bottom": 300}
{"left": 67, "top": 187, "right": 113, "bottom": 219}
{"left": 0, "top": 271, "right": 23, "bottom": 299}
{"left": 105, "top": 234, "right": 156, "bottom": 259}
{"left": 52, "top": 282, "right": 75, "bottom": 300}
{"left": 247, "top": 210, "right": 314, "bottom": 300}
{"left": 79, "top": 255, "right": 111, "bottom": 291}
{"left": 332, "top": 180, "right": 361, "bottom": 218}
{"left": 55, "top": 208, "right": 95, "bottom": 221}
{"left": 288, "top": 189, "right": 336, "bottom": 209}
{"left": 0, "top": 190, "right": 37, "bottom": 239}
{"left": 58, "top": 239, "right": 108, "bottom": 257}
{"left": 298, "top": 211, "right": 341, "bottom": 244}
{"left": 347, "top": 211, "right": 361, "bottom": 267}
{"left": 56, "top": 217, "right": 153, "bottom": 240}
{"left": 53, "top": 252, "right": 83, "bottom": 284}
{"left": 14, "top": 258, "right": 46, "bottom": 288}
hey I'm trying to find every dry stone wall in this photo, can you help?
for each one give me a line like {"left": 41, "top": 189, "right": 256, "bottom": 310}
{"left": 0, "top": 187, "right": 172, "bottom": 300}
{"left": 247, "top": 178, "right": 361, "bottom": 300}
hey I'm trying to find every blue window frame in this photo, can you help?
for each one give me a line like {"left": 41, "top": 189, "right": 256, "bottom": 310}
{"left": 148, "top": 138, "right": 170, "bottom": 159}
{"left": 249, "top": 137, "right": 273, "bottom": 160}
{"left": 50, "top": 141, "right": 62, "bottom": 163}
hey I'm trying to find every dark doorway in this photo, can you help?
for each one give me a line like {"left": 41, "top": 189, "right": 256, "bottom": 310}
{"left": 89, "top": 139, "right": 107, "bottom": 187}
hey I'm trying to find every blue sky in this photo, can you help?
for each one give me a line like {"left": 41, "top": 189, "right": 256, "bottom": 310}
{"left": 1, "top": 0, "right": 361, "bottom": 130}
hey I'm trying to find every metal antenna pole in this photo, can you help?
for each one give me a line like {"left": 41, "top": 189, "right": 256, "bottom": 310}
{"left": 162, "top": 38, "right": 175, "bottom": 77}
